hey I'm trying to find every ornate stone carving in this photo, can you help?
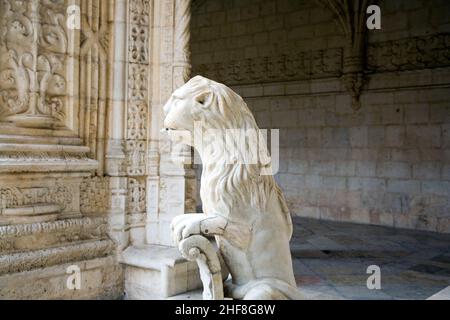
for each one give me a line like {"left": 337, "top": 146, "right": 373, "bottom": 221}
{"left": 0, "top": 151, "right": 91, "bottom": 162}
{"left": 129, "top": 24, "right": 149, "bottom": 64}
{"left": 130, "top": 0, "right": 150, "bottom": 26}
{"left": 80, "top": 177, "right": 110, "bottom": 215}
{"left": 193, "top": 48, "right": 343, "bottom": 86}
{"left": 122, "top": 0, "right": 151, "bottom": 238}
{"left": 368, "top": 33, "right": 450, "bottom": 72}
{"left": 127, "top": 178, "right": 146, "bottom": 214}
{"left": 0, "top": 217, "right": 108, "bottom": 253}
{"left": 125, "top": 140, "right": 146, "bottom": 176}
{"left": 128, "top": 64, "right": 148, "bottom": 101}
{"left": 0, "top": 0, "right": 113, "bottom": 176}
{"left": 126, "top": 101, "right": 147, "bottom": 140}
{"left": 0, "top": 182, "right": 76, "bottom": 225}
{"left": 0, "top": 0, "right": 69, "bottom": 127}
{"left": 0, "top": 184, "right": 73, "bottom": 212}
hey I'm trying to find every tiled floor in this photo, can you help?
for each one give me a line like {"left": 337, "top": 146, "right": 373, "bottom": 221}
{"left": 292, "top": 217, "right": 450, "bottom": 300}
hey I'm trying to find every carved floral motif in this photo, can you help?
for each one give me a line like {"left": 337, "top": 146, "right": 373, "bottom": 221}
{"left": 130, "top": 0, "right": 150, "bottom": 26}
{"left": 124, "top": 0, "right": 150, "bottom": 178}
{"left": 0, "top": 0, "right": 68, "bottom": 126}
{"left": 129, "top": 25, "right": 149, "bottom": 64}
{"left": 128, "top": 64, "right": 148, "bottom": 101}
{"left": 126, "top": 101, "right": 147, "bottom": 140}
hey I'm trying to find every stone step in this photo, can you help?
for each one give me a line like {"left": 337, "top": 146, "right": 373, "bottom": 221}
{"left": 120, "top": 244, "right": 202, "bottom": 300}
{"left": 167, "top": 289, "right": 203, "bottom": 300}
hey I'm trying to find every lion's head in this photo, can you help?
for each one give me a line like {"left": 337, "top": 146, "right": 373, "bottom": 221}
{"left": 163, "top": 75, "right": 257, "bottom": 133}
{"left": 163, "top": 76, "right": 291, "bottom": 234}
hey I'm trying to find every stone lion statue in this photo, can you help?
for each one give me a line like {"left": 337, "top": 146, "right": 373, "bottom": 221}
{"left": 164, "top": 75, "right": 301, "bottom": 300}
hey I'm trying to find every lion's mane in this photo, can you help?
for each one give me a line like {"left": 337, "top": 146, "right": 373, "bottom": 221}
{"left": 184, "top": 76, "right": 292, "bottom": 237}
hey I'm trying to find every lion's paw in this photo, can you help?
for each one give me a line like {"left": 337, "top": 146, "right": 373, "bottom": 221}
{"left": 170, "top": 214, "right": 207, "bottom": 244}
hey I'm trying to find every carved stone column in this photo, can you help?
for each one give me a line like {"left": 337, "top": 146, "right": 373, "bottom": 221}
{"left": 122, "top": 0, "right": 151, "bottom": 245}
{"left": 106, "top": 0, "right": 129, "bottom": 249}
{"left": 146, "top": 0, "right": 196, "bottom": 246}
{"left": 120, "top": 0, "right": 202, "bottom": 300}
{"left": 173, "top": 0, "right": 192, "bottom": 88}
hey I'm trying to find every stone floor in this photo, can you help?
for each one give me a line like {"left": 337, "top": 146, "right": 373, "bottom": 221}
{"left": 171, "top": 217, "right": 450, "bottom": 300}
{"left": 292, "top": 217, "right": 450, "bottom": 300}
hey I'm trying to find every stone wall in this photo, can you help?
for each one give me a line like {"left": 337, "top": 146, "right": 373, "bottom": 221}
{"left": 191, "top": 0, "right": 450, "bottom": 233}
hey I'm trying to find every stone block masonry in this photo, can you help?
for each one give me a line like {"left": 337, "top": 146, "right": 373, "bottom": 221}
{"left": 191, "top": 0, "right": 450, "bottom": 233}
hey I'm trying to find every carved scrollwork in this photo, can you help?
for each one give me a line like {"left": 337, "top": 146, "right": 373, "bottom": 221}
{"left": 0, "top": 0, "right": 69, "bottom": 126}
{"left": 368, "top": 33, "right": 450, "bottom": 72}
{"left": 124, "top": 0, "right": 150, "bottom": 179}
{"left": 193, "top": 48, "right": 343, "bottom": 86}
{"left": 0, "top": 184, "right": 73, "bottom": 212}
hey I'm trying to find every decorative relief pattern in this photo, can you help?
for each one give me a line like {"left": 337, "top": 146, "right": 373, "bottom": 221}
{"left": 129, "top": 25, "right": 149, "bottom": 64}
{"left": 130, "top": 0, "right": 150, "bottom": 25}
{"left": 128, "top": 64, "right": 148, "bottom": 102}
{"left": 0, "top": 0, "right": 69, "bottom": 127}
{"left": 0, "top": 217, "right": 108, "bottom": 253}
{"left": 126, "top": 101, "right": 147, "bottom": 140}
{"left": 0, "top": 151, "right": 91, "bottom": 162}
{"left": 125, "top": 0, "right": 150, "bottom": 180}
{"left": 368, "top": 33, "right": 450, "bottom": 72}
{"left": 127, "top": 178, "right": 146, "bottom": 214}
{"left": 80, "top": 177, "right": 110, "bottom": 214}
{"left": 0, "top": 184, "right": 73, "bottom": 211}
{"left": 125, "top": 140, "right": 146, "bottom": 176}
{"left": 193, "top": 48, "right": 343, "bottom": 85}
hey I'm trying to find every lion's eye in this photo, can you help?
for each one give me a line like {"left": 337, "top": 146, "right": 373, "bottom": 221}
{"left": 195, "top": 92, "right": 209, "bottom": 105}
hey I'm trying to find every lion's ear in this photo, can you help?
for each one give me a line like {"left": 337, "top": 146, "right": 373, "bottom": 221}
{"left": 194, "top": 91, "right": 212, "bottom": 107}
